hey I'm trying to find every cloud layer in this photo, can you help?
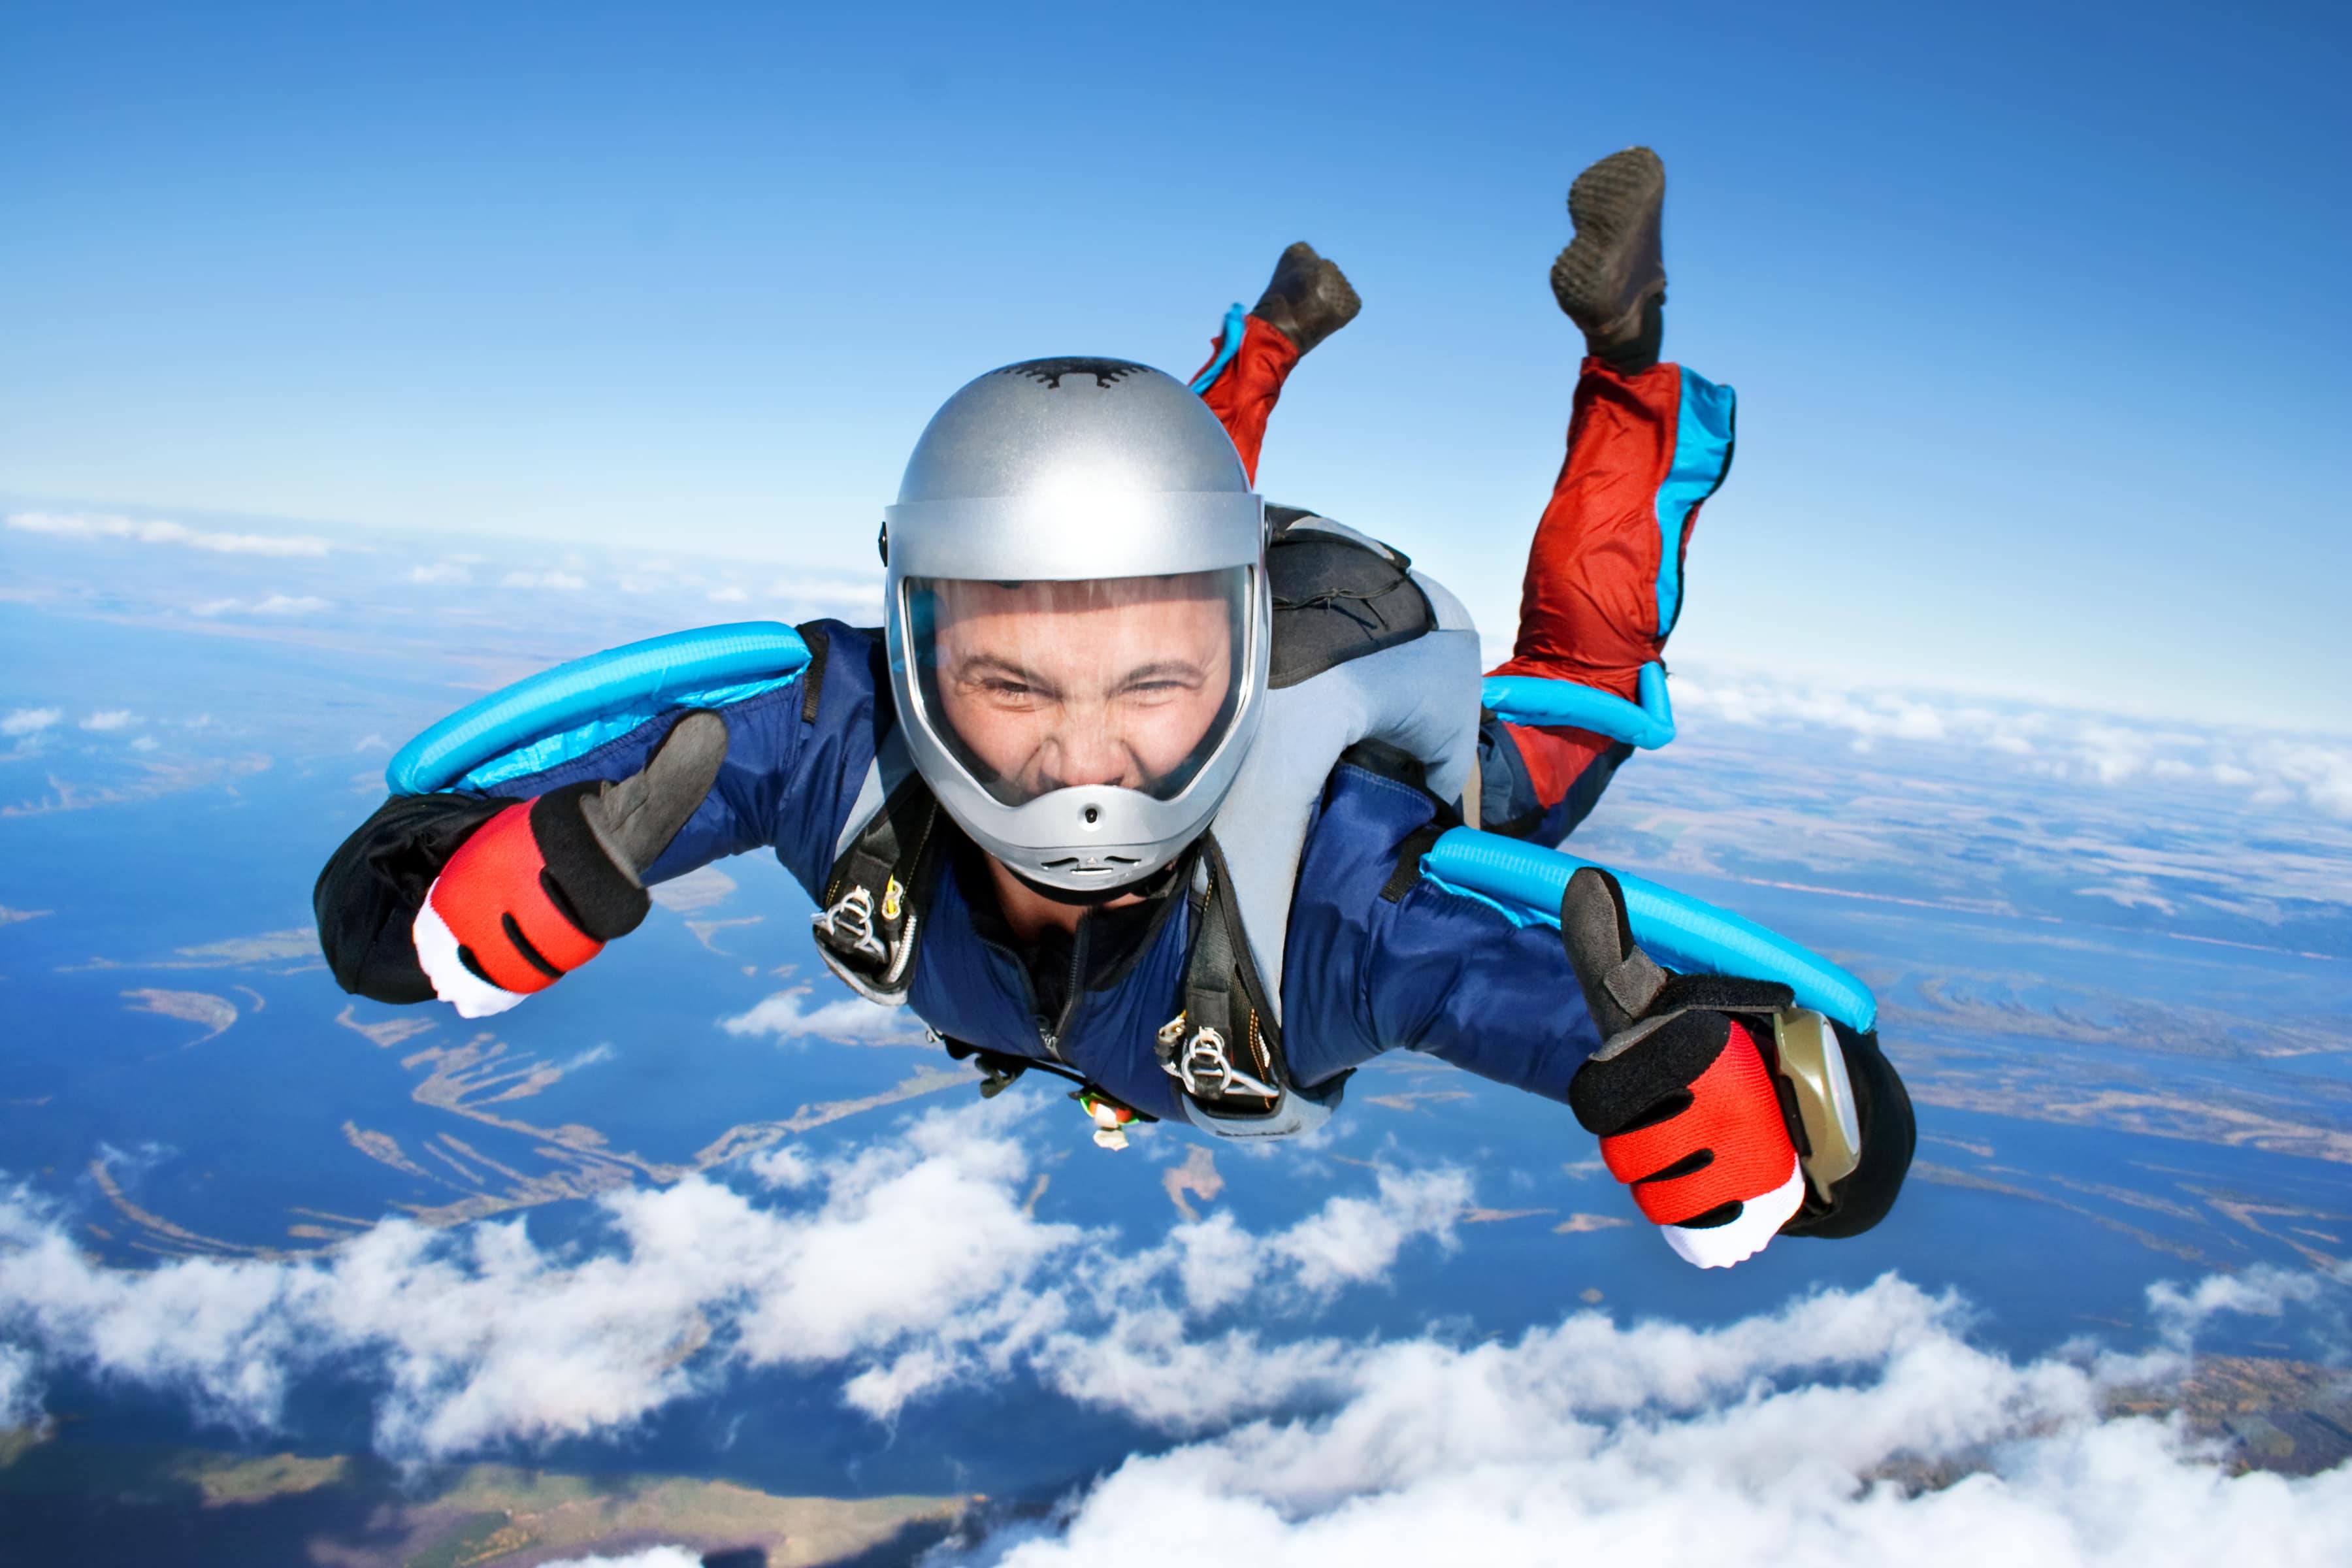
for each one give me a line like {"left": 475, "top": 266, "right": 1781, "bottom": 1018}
{"left": 954, "top": 1292, "right": 2352, "bottom": 1568}
{"left": 1674, "top": 668, "right": 2352, "bottom": 820}
{"left": 0, "top": 1102, "right": 1464, "bottom": 1453}
{"left": 7, "top": 510, "right": 327, "bottom": 557}
{"left": 3, "top": 1105, "right": 2347, "bottom": 1567}
{"left": 190, "top": 593, "right": 333, "bottom": 617}
{"left": 721, "top": 988, "right": 931, "bottom": 1046}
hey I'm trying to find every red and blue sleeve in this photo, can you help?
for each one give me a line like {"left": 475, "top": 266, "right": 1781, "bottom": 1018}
{"left": 1483, "top": 357, "right": 1735, "bottom": 843}
{"left": 1188, "top": 306, "right": 1302, "bottom": 486}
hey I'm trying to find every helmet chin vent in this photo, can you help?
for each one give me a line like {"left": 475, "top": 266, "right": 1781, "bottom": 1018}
{"left": 1040, "top": 856, "right": 1141, "bottom": 875}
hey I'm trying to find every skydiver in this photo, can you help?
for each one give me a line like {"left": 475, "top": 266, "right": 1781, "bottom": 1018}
{"left": 316, "top": 149, "right": 1914, "bottom": 1269}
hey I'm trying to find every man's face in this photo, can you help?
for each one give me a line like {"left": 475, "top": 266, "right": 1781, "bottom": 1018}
{"left": 926, "top": 572, "right": 1235, "bottom": 800}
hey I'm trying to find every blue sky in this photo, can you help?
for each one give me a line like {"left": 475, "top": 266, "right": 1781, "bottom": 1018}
{"left": 4, "top": 1, "right": 2346, "bottom": 729}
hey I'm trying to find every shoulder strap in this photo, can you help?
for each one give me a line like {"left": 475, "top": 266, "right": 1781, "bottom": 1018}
{"left": 1154, "top": 834, "right": 1323, "bottom": 1123}
{"left": 809, "top": 772, "right": 945, "bottom": 1004}
{"left": 815, "top": 770, "right": 1169, "bottom": 1124}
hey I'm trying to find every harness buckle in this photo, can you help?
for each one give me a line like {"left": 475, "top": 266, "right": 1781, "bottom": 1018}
{"left": 812, "top": 885, "right": 888, "bottom": 962}
{"left": 1166, "top": 1024, "right": 1278, "bottom": 1102}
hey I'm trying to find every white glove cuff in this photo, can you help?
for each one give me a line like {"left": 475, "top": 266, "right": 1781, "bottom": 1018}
{"left": 414, "top": 885, "right": 529, "bottom": 1019}
{"left": 1662, "top": 1158, "right": 1805, "bottom": 1269}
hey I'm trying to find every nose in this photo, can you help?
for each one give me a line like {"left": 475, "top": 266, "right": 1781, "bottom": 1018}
{"left": 1043, "top": 717, "right": 1136, "bottom": 789}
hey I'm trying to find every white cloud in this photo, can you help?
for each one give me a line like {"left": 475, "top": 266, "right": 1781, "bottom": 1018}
{"left": 0, "top": 1106, "right": 1086, "bottom": 1450}
{"left": 968, "top": 1275, "right": 2352, "bottom": 1568}
{"left": 191, "top": 595, "right": 332, "bottom": 617}
{"left": 747, "top": 1146, "right": 819, "bottom": 1190}
{"left": 0, "top": 1341, "right": 40, "bottom": 1429}
{"left": 130, "top": 736, "right": 160, "bottom": 752}
{"left": 79, "top": 710, "right": 137, "bottom": 731}
{"left": 1, "top": 708, "right": 61, "bottom": 738}
{"left": 707, "top": 585, "right": 749, "bottom": 604}
{"left": 4, "top": 1107, "right": 2347, "bottom": 1568}
{"left": 2146, "top": 1266, "right": 2325, "bottom": 1345}
{"left": 406, "top": 562, "right": 474, "bottom": 586}
{"left": 721, "top": 989, "right": 930, "bottom": 1047}
{"left": 2261, "top": 741, "right": 2352, "bottom": 819}
{"left": 1673, "top": 668, "right": 2352, "bottom": 820}
{"left": 647, "top": 864, "right": 736, "bottom": 913}
{"left": 0, "top": 1103, "right": 1478, "bottom": 1452}
{"left": 764, "top": 576, "right": 886, "bottom": 621}
{"left": 1266, "top": 1166, "right": 1469, "bottom": 1294}
{"left": 7, "top": 510, "right": 327, "bottom": 556}
{"left": 538, "top": 1550, "right": 704, "bottom": 1568}
{"left": 501, "top": 570, "right": 588, "bottom": 591}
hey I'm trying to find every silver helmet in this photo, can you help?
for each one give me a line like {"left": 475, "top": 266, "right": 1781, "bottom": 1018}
{"left": 882, "top": 357, "right": 1269, "bottom": 892}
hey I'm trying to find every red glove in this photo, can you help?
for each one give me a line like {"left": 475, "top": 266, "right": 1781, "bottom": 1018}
{"left": 412, "top": 711, "right": 728, "bottom": 1017}
{"left": 414, "top": 787, "right": 623, "bottom": 1015}
{"left": 1560, "top": 866, "right": 1806, "bottom": 1268}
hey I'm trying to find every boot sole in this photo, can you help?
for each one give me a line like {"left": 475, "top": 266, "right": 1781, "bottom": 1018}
{"left": 1550, "top": 147, "right": 1665, "bottom": 332}
{"left": 1256, "top": 242, "right": 1362, "bottom": 353}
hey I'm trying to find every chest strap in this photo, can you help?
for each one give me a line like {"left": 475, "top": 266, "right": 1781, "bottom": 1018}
{"left": 815, "top": 781, "right": 1339, "bottom": 1139}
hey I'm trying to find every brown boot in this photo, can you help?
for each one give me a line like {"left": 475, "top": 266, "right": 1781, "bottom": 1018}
{"left": 1250, "top": 241, "right": 1362, "bottom": 356}
{"left": 1549, "top": 148, "right": 1665, "bottom": 370}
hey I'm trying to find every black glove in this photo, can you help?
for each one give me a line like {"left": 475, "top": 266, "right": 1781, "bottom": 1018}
{"left": 316, "top": 710, "right": 728, "bottom": 1012}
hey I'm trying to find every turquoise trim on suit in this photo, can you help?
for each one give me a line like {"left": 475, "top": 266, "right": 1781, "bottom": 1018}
{"left": 1186, "top": 303, "right": 1251, "bottom": 395}
{"left": 1654, "top": 367, "right": 1736, "bottom": 635}
{"left": 1480, "top": 661, "right": 1676, "bottom": 750}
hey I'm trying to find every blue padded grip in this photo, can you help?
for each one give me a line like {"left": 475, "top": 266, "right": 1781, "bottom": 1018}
{"left": 387, "top": 621, "right": 810, "bottom": 794}
{"left": 1481, "top": 661, "right": 1676, "bottom": 749}
{"left": 1422, "top": 826, "right": 1877, "bottom": 1033}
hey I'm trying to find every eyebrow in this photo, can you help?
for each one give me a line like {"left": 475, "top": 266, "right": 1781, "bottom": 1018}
{"left": 950, "top": 655, "right": 1207, "bottom": 691}
{"left": 953, "top": 653, "right": 1053, "bottom": 689}
{"left": 1116, "top": 660, "right": 1208, "bottom": 685}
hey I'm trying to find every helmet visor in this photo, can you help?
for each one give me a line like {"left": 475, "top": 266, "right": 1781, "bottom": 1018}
{"left": 906, "top": 568, "right": 1251, "bottom": 808}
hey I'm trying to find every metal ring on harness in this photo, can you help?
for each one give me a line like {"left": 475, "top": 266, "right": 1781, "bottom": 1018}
{"left": 813, "top": 885, "right": 887, "bottom": 962}
{"left": 1168, "top": 1024, "right": 1279, "bottom": 1102}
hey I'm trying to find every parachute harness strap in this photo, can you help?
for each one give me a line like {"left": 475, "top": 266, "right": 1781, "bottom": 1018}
{"left": 811, "top": 776, "right": 941, "bottom": 1004}
{"left": 935, "top": 1034, "right": 1158, "bottom": 1147}
{"left": 1157, "top": 839, "right": 1286, "bottom": 1116}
